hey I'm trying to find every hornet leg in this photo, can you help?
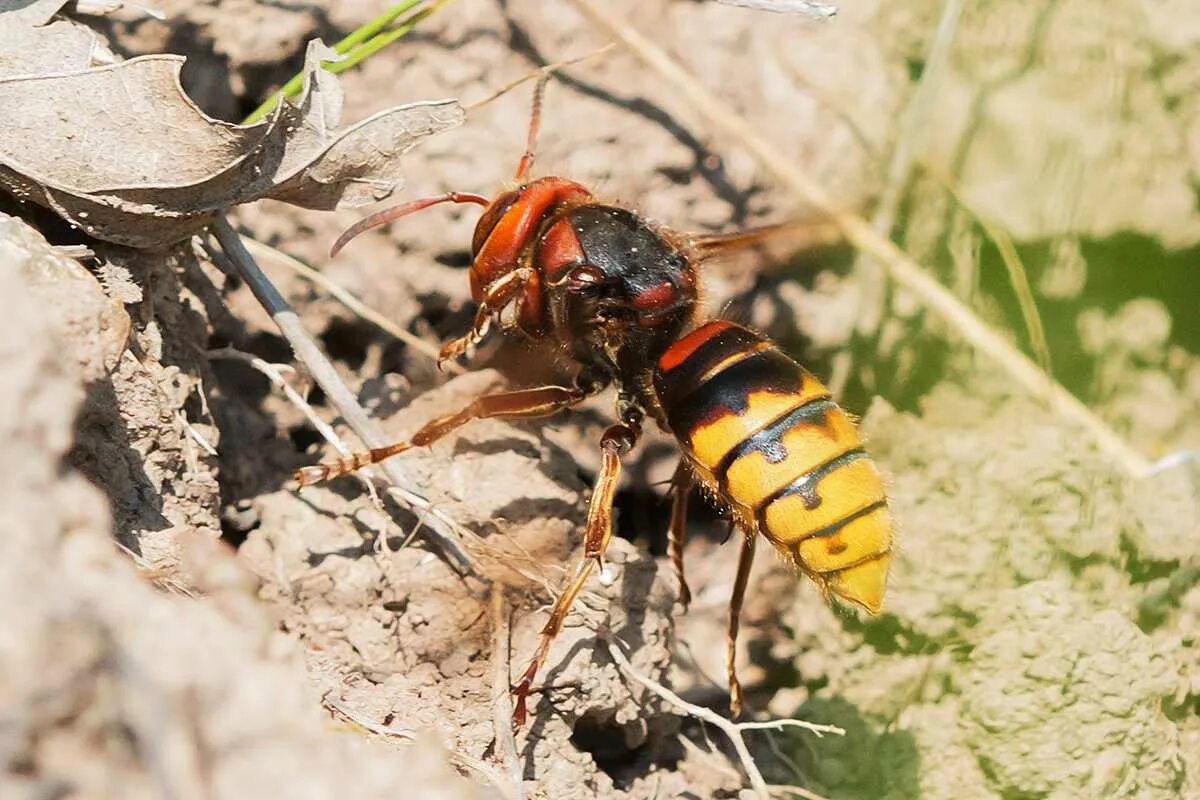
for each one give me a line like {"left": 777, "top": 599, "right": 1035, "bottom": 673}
{"left": 511, "top": 415, "right": 642, "bottom": 727}
{"left": 295, "top": 384, "right": 587, "bottom": 486}
{"left": 667, "top": 460, "right": 694, "bottom": 609}
{"left": 437, "top": 267, "right": 535, "bottom": 369}
{"left": 727, "top": 532, "right": 756, "bottom": 717}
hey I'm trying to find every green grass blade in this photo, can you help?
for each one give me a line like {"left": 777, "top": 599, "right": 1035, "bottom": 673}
{"left": 333, "top": 0, "right": 425, "bottom": 55}
{"left": 241, "top": 0, "right": 449, "bottom": 125}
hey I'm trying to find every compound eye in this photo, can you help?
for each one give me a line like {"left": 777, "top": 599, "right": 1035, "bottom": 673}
{"left": 566, "top": 265, "right": 606, "bottom": 295}
{"left": 471, "top": 189, "right": 521, "bottom": 256}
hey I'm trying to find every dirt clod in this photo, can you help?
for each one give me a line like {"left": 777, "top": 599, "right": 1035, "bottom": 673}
{"left": 0, "top": 218, "right": 483, "bottom": 800}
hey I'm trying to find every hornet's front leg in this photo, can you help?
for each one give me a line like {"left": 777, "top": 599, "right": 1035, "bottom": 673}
{"left": 437, "top": 267, "right": 534, "bottom": 370}
{"left": 295, "top": 382, "right": 590, "bottom": 486}
{"left": 511, "top": 409, "right": 643, "bottom": 727}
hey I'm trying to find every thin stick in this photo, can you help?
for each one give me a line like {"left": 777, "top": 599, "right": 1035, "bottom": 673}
{"left": 569, "top": 0, "right": 1151, "bottom": 479}
{"left": 768, "top": 785, "right": 831, "bottom": 800}
{"left": 322, "top": 692, "right": 417, "bottom": 740}
{"left": 716, "top": 0, "right": 837, "bottom": 18}
{"left": 211, "top": 216, "right": 473, "bottom": 573}
{"left": 241, "top": 236, "right": 465, "bottom": 374}
{"left": 490, "top": 591, "right": 524, "bottom": 800}
{"left": 607, "top": 638, "right": 766, "bottom": 798}
{"left": 179, "top": 413, "right": 218, "bottom": 457}
{"left": 738, "top": 719, "right": 842, "bottom": 736}
{"left": 605, "top": 637, "right": 840, "bottom": 800}
{"left": 206, "top": 348, "right": 334, "bottom": 450}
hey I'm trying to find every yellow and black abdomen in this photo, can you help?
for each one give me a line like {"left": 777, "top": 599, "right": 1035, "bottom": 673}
{"left": 652, "top": 320, "right": 894, "bottom": 613}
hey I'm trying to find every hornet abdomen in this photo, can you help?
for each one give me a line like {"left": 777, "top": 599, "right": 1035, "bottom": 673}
{"left": 652, "top": 320, "right": 894, "bottom": 612}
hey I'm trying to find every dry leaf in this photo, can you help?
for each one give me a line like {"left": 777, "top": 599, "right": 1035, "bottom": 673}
{"left": 72, "top": 1, "right": 164, "bottom": 19}
{"left": 0, "top": 4, "right": 464, "bottom": 247}
{"left": 0, "top": 0, "right": 103, "bottom": 77}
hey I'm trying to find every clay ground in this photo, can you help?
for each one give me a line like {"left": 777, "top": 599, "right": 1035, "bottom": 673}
{"left": 2, "top": 1, "right": 1199, "bottom": 799}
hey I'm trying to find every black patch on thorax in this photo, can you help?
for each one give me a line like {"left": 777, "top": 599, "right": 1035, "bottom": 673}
{"left": 568, "top": 205, "right": 687, "bottom": 299}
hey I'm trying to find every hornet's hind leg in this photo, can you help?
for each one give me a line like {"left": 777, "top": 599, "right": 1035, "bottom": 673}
{"left": 727, "top": 532, "right": 756, "bottom": 717}
{"left": 511, "top": 412, "right": 643, "bottom": 727}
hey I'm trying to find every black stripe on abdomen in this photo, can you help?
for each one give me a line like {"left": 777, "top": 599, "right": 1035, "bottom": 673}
{"left": 711, "top": 398, "right": 837, "bottom": 493}
{"left": 662, "top": 348, "right": 812, "bottom": 441}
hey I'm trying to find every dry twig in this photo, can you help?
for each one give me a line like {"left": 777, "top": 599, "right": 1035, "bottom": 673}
{"left": 768, "top": 785, "right": 831, "bottom": 800}
{"left": 715, "top": 0, "right": 837, "bottom": 19}
{"left": 322, "top": 693, "right": 417, "bottom": 740}
{"left": 179, "top": 411, "right": 218, "bottom": 458}
{"left": 568, "top": 0, "right": 1151, "bottom": 479}
{"left": 605, "top": 637, "right": 840, "bottom": 800}
{"left": 210, "top": 216, "right": 474, "bottom": 573}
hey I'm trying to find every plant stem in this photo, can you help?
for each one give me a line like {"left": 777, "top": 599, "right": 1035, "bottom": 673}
{"left": 334, "top": 0, "right": 425, "bottom": 54}
{"left": 331, "top": 0, "right": 452, "bottom": 75}
{"left": 242, "top": 0, "right": 450, "bottom": 125}
{"left": 213, "top": 0, "right": 473, "bottom": 572}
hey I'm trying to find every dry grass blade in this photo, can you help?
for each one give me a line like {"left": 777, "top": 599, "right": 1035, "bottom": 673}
{"left": 465, "top": 44, "right": 617, "bottom": 112}
{"left": 605, "top": 636, "right": 839, "bottom": 800}
{"left": 922, "top": 163, "right": 1052, "bottom": 374}
{"left": 768, "top": 785, "right": 832, "bottom": 800}
{"left": 241, "top": 236, "right": 464, "bottom": 374}
{"left": 322, "top": 692, "right": 417, "bottom": 740}
{"left": 981, "top": 220, "right": 1052, "bottom": 374}
{"left": 716, "top": 0, "right": 837, "bottom": 18}
{"left": 568, "top": 0, "right": 1151, "bottom": 479}
{"left": 210, "top": 216, "right": 474, "bottom": 573}
{"left": 489, "top": 591, "right": 524, "bottom": 800}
